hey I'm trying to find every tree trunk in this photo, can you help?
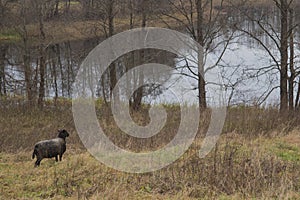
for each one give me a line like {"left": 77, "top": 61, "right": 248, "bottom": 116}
{"left": 107, "top": 0, "right": 117, "bottom": 100}
{"left": 56, "top": 44, "right": 64, "bottom": 97}
{"left": 0, "top": 45, "right": 7, "bottom": 96}
{"left": 128, "top": 1, "right": 135, "bottom": 108}
{"left": 38, "top": 47, "right": 46, "bottom": 107}
{"left": 131, "top": 0, "right": 147, "bottom": 111}
{"left": 21, "top": 1, "right": 34, "bottom": 106}
{"left": 66, "top": 41, "right": 72, "bottom": 97}
{"left": 38, "top": 2, "right": 46, "bottom": 108}
{"left": 132, "top": 50, "right": 144, "bottom": 111}
{"left": 51, "top": 46, "right": 58, "bottom": 105}
{"left": 288, "top": 8, "right": 295, "bottom": 111}
{"left": 54, "top": 0, "right": 59, "bottom": 16}
{"left": 295, "top": 78, "right": 300, "bottom": 109}
{"left": 196, "top": 0, "right": 207, "bottom": 110}
{"left": 24, "top": 49, "right": 34, "bottom": 105}
{"left": 129, "top": 0, "right": 134, "bottom": 29}
{"left": 279, "top": 0, "right": 288, "bottom": 112}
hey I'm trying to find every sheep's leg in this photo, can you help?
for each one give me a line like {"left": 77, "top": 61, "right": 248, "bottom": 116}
{"left": 34, "top": 160, "right": 38, "bottom": 167}
{"left": 35, "top": 158, "right": 42, "bottom": 167}
{"left": 55, "top": 155, "right": 58, "bottom": 162}
{"left": 59, "top": 154, "right": 62, "bottom": 161}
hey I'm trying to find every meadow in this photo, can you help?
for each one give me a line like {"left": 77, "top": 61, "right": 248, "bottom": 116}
{"left": 1, "top": 0, "right": 300, "bottom": 198}
{"left": 0, "top": 99, "right": 300, "bottom": 199}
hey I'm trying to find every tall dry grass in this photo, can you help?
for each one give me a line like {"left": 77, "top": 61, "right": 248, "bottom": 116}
{"left": 1, "top": 98, "right": 299, "bottom": 153}
{"left": 0, "top": 98, "right": 300, "bottom": 199}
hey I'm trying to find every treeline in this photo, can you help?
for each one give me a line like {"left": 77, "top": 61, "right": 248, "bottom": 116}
{"left": 0, "top": 0, "right": 299, "bottom": 112}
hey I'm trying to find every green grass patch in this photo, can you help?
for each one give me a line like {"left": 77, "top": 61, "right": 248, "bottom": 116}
{"left": 58, "top": 1, "right": 80, "bottom": 9}
{"left": 271, "top": 142, "right": 300, "bottom": 162}
{"left": 0, "top": 29, "right": 20, "bottom": 42}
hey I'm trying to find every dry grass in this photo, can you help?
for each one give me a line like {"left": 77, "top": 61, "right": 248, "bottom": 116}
{"left": 0, "top": 0, "right": 231, "bottom": 44}
{"left": 0, "top": 133, "right": 299, "bottom": 199}
{"left": 0, "top": 99, "right": 300, "bottom": 199}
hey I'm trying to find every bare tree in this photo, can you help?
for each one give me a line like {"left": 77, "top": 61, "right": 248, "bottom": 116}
{"left": 279, "top": 0, "right": 289, "bottom": 111}
{"left": 35, "top": 0, "right": 47, "bottom": 107}
{"left": 106, "top": 0, "right": 118, "bottom": 99}
{"left": 160, "top": 0, "right": 234, "bottom": 109}
{"left": 18, "top": 0, "right": 36, "bottom": 105}
{"left": 130, "top": 0, "right": 148, "bottom": 111}
{"left": 234, "top": 0, "right": 299, "bottom": 112}
{"left": 86, "top": 0, "right": 119, "bottom": 100}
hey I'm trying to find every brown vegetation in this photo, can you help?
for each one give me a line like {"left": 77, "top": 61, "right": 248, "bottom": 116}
{"left": 1, "top": 0, "right": 300, "bottom": 199}
{"left": 0, "top": 100, "right": 300, "bottom": 199}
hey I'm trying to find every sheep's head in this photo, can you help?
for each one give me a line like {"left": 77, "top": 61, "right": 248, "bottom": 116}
{"left": 57, "top": 129, "right": 69, "bottom": 139}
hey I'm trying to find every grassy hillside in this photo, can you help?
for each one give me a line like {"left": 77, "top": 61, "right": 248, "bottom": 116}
{"left": 1, "top": 132, "right": 300, "bottom": 199}
{"left": 0, "top": 100, "right": 300, "bottom": 199}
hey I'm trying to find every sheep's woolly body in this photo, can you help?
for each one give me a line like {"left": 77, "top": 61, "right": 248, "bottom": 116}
{"left": 33, "top": 138, "right": 66, "bottom": 159}
{"left": 32, "top": 129, "right": 69, "bottom": 167}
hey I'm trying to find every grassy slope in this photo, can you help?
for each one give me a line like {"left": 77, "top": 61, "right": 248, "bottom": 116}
{"left": 0, "top": 102, "right": 300, "bottom": 199}
{"left": 0, "top": 133, "right": 299, "bottom": 199}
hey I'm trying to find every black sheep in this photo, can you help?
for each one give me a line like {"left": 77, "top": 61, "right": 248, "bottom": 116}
{"left": 32, "top": 129, "right": 69, "bottom": 167}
